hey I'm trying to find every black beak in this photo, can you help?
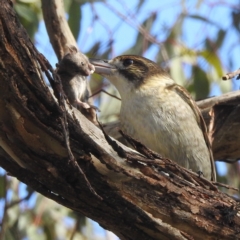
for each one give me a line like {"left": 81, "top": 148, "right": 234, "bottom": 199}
{"left": 89, "top": 58, "right": 116, "bottom": 75}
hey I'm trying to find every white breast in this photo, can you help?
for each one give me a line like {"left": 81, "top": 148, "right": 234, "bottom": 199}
{"left": 119, "top": 85, "right": 211, "bottom": 179}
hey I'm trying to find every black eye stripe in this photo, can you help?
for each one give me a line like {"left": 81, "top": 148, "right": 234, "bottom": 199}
{"left": 123, "top": 59, "right": 134, "bottom": 67}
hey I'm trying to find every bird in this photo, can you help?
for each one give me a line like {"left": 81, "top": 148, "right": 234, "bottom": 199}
{"left": 90, "top": 55, "right": 216, "bottom": 181}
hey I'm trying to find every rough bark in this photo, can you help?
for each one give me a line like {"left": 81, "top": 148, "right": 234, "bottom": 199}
{"left": 0, "top": 1, "right": 240, "bottom": 239}
{"left": 198, "top": 92, "right": 240, "bottom": 161}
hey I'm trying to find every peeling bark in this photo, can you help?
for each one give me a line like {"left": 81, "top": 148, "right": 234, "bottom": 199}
{"left": 0, "top": 1, "right": 240, "bottom": 239}
{"left": 198, "top": 92, "right": 240, "bottom": 161}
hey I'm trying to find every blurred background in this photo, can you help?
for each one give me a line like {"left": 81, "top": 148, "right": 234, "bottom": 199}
{"left": 1, "top": 0, "right": 240, "bottom": 239}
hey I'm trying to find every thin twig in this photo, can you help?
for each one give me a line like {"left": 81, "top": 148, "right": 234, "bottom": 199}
{"left": 6, "top": 191, "right": 33, "bottom": 209}
{"left": 213, "top": 182, "right": 239, "bottom": 192}
{"left": 222, "top": 68, "right": 240, "bottom": 80}
{"left": 89, "top": 89, "right": 121, "bottom": 101}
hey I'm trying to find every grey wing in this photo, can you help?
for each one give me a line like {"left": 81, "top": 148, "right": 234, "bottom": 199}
{"left": 168, "top": 84, "right": 216, "bottom": 181}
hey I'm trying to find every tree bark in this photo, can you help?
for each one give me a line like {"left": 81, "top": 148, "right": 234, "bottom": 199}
{"left": 0, "top": 1, "right": 240, "bottom": 239}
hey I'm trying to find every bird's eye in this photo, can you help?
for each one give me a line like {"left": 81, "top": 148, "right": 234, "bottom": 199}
{"left": 123, "top": 59, "right": 134, "bottom": 67}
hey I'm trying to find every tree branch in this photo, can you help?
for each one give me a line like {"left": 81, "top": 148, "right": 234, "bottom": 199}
{"left": 0, "top": 1, "right": 240, "bottom": 239}
{"left": 41, "top": 0, "right": 77, "bottom": 60}
{"left": 222, "top": 68, "right": 240, "bottom": 80}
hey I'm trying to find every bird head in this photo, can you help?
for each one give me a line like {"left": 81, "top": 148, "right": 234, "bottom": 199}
{"left": 90, "top": 55, "right": 171, "bottom": 97}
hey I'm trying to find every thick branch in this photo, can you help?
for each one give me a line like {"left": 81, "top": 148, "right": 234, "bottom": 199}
{"left": 0, "top": 1, "right": 240, "bottom": 239}
{"left": 41, "top": 0, "right": 77, "bottom": 60}
{"left": 198, "top": 92, "right": 240, "bottom": 161}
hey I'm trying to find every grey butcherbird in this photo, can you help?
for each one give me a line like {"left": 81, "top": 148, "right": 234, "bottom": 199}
{"left": 90, "top": 55, "right": 216, "bottom": 181}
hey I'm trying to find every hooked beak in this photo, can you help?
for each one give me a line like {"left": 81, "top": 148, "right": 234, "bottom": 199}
{"left": 89, "top": 58, "right": 116, "bottom": 75}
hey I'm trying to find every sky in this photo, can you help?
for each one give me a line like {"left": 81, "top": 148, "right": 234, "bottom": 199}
{"left": 36, "top": 0, "right": 240, "bottom": 100}
{"left": 36, "top": 0, "right": 240, "bottom": 71}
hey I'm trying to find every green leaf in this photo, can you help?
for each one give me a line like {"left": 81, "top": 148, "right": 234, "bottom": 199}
{"left": 232, "top": 11, "right": 240, "bottom": 32}
{"left": 87, "top": 41, "right": 101, "bottom": 56}
{"left": 136, "top": 0, "right": 145, "bottom": 12}
{"left": 183, "top": 14, "right": 221, "bottom": 28}
{"left": 63, "top": 0, "right": 72, "bottom": 12}
{"left": 15, "top": 3, "right": 37, "bottom": 23}
{"left": 68, "top": 1, "right": 81, "bottom": 40}
{"left": 218, "top": 78, "right": 232, "bottom": 93}
{"left": 192, "top": 66, "right": 210, "bottom": 100}
{"left": 199, "top": 50, "right": 223, "bottom": 78}
{"left": 215, "top": 29, "right": 226, "bottom": 49}
{"left": 0, "top": 174, "right": 5, "bottom": 199}
{"left": 14, "top": 2, "right": 40, "bottom": 39}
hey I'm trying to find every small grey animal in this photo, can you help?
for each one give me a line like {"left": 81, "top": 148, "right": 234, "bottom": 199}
{"left": 57, "top": 46, "right": 95, "bottom": 109}
{"left": 57, "top": 46, "right": 97, "bottom": 123}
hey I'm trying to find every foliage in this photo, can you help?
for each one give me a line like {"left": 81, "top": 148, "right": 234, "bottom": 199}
{"left": 1, "top": 0, "right": 240, "bottom": 239}
{"left": 14, "top": 0, "right": 42, "bottom": 40}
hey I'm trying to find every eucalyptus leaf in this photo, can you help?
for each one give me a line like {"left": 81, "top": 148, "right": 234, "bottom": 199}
{"left": 68, "top": 1, "right": 82, "bottom": 40}
{"left": 14, "top": 2, "right": 40, "bottom": 39}
{"left": 63, "top": 0, "right": 72, "bottom": 12}
{"left": 136, "top": 0, "right": 145, "bottom": 12}
{"left": 183, "top": 14, "right": 221, "bottom": 28}
{"left": 232, "top": 11, "right": 240, "bottom": 32}
{"left": 14, "top": 3, "right": 37, "bottom": 22}
{"left": 0, "top": 174, "right": 5, "bottom": 199}
{"left": 192, "top": 65, "right": 210, "bottom": 100}
{"left": 215, "top": 29, "right": 226, "bottom": 49}
{"left": 199, "top": 50, "right": 223, "bottom": 78}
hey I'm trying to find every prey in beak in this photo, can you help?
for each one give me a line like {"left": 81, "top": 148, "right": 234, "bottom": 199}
{"left": 89, "top": 59, "right": 116, "bottom": 76}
